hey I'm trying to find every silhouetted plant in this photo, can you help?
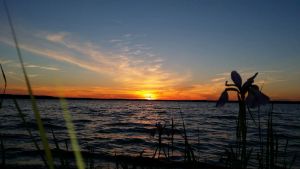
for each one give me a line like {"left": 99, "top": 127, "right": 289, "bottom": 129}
{"left": 13, "top": 98, "right": 48, "bottom": 168}
{"left": 217, "top": 70, "right": 269, "bottom": 169}
{"left": 179, "top": 111, "right": 195, "bottom": 163}
{"left": 4, "top": 1, "right": 85, "bottom": 168}
{"left": 0, "top": 64, "right": 7, "bottom": 167}
{"left": 260, "top": 106, "right": 297, "bottom": 169}
{"left": 4, "top": 1, "right": 55, "bottom": 168}
{"left": 152, "top": 122, "right": 168, "bottom": 159}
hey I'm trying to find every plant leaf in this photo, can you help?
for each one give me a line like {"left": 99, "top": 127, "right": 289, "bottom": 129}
{"left": 216, "top": 90, "right": 228, "bottom": 107}
{"left": 60, "top": 98, "right": 85, "bottom": 169}
{"left": 0, "top": 64, "right": 7, "bottom": 109}
{"left": 246, "top": 92, "right": 257, "bottom": 108}
{"left": 231, "top": 71, "right": 242, "bottom": 88}
{"left": 3, "top": 1, "right": 55, "bottom": 169}
{"left": 246, "top": 85, "right": 270, "bottom": 107}
{"left": 241, "top": 72, "right": 258, "bottom": 94}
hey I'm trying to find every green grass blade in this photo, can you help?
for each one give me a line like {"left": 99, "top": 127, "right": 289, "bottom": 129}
{"left": 60, "top": 98, "right": 85, "bottom": 169}
{"left": 3, "top": 1, "right": 54, "bottom": 169}
{"left": 13, "top": 98, "right": 48, "bottom": 168}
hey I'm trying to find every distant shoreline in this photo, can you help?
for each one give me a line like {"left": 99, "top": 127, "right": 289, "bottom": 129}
{"left": 1, "top": 94, "right": 300, "bottom": 104}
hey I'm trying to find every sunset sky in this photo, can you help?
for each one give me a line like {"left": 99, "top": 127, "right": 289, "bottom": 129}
{"left": 0, "top": 0, "right": 300, "bottom": 100}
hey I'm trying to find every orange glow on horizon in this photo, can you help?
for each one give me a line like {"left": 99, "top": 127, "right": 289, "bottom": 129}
{"left": 5, "top": 83, "right": 300, "bottom": 101}
{"left": 135, "top": 90, "right": 157, "bottom": 100}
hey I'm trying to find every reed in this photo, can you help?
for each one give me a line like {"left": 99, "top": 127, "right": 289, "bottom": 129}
{"left": 179, "top": 111, "right": 195, "bottom": 163}
{"left": 4, "top": 1, "right": 87, "bottom": 168}
{"left": 0, "top": 64, "right": 7, "bottom": 166}
{"left": 217, "top": 70, "right": 269, "bottom": 169}
{"left": 3, "top": 1, "right": 55, "bottom": 168}
{"left": 0, "top": 133, "right": 4, "bottom": 166}
{"left": 50, "top": 126, "right": 66, "bottom": 168}
{"left": 152, "top": 121, "right": 168, "bottom": 159}
{"left": 13, "top": 98, "right": 48, "bottom": 167}
{"left": 259, "top": 105, "right": 297, "bottom": 169}
{"left": 60, "top": 98, "right": 86, "bottom": 169}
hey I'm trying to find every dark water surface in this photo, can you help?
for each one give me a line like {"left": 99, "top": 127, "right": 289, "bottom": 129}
{"left": 0, "top": 99, "right": 299, "bottom": 168}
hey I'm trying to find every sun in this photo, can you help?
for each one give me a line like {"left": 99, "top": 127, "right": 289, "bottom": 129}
{"left": 136, "top": 90, "right": 157, "bottom": 100}
{"left": 144, "top": 93, "right": 156, "bottom": 100}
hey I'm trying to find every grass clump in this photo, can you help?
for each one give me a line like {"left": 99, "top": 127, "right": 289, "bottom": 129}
{"left": 217, "top": 70, "right": 297, "bottom": 169}
{"left": 3, "top": 1, "right": 85, "bottom": 169}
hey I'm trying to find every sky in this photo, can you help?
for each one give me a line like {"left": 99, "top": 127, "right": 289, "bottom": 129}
{"left": 0, "top": 0, "right": 300, "bottom": 100}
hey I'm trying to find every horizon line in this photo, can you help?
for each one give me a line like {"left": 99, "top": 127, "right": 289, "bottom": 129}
{"left": 1, "top": 94, "right": 300, "bottom": 103}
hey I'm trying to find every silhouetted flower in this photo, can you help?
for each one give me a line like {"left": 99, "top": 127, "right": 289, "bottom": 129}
{"left": 216, "top": 70, "right": 270, "bottom": 167}
{"left": 246, "top": 85, "right": 269, "bottom": 108}
{"left": 216, "top": 71, "right": 269, "bottom": 108}
{"left": 231, "top": 71, "right": 242, "bottom": 89}
{"left": 241, "top": 72, "right": 258, "bottom": 94}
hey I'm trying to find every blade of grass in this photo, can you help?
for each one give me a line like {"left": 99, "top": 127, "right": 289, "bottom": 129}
{"left": 0, "top": 64, "right": 7, "bottom": 109}
{"left": 0, "top": 63, "right": 7, "bottom": 166}
{"left": 51, "top": 127, "right": 65, "bottom": 168}
{"left": 60, "top": 98, "right": 85, "bottom": 169}
{"left": 13, "top": 98, "right": 48, "bottom": 168}
{"left": 0, "top": 134, "right": 4, "bottom": 166}
{"left": 3, "top": 1, "right": 54, "bottom": 169}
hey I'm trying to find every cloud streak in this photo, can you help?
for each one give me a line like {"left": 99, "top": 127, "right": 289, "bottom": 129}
{"left": 2, "top": 29, "right": 294, "bottom": 100}
{"left": 1, "top": 31, "right": 188, "bottom": 92}
{"left": 25, "top": 64, "right": 60, "bottom": 71}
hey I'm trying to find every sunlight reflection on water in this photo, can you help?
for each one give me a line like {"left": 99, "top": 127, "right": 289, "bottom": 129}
{"left": 0, "top": 99, "right": 299, "bottom": 168}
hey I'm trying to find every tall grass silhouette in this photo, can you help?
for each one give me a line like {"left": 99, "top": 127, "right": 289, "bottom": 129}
{"left": 217, "top": 70, "right": 269, "bottom": 169}
{"left": 217, "top": 71, "right": 297, "bottom": 169}
{"left": 1, "top": 1, "right": 298, "bottom": 169}
{"left": 3, "top": 0, "right": 85, "bottom": 169}
{"left": 0, "top": 64, "right": 7, "bottom": 166}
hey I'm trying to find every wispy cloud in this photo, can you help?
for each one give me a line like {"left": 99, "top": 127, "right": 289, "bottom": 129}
{"left": 6, "top": 71, "right": 24, "bottom": 82}
{"left": 0, "top": 57, "right": 60, "bottom": 71}
{"left": 0, "top": 58, "right": 13, "bottom": 64}
{"left": 1, "top": 31, "right": 188, "bottom": 91}
{"left": 25, "top": 64, "right": 60, "bottom": 71}
{"left": 28, "top": 74, "right": 39, "bottom": 78}
{"left": 109, "top": 39, "right": 123, "bottom": 43}
{"left": 211, "top": 77, "right": 225, "bottom": 82}
{"left": 214, "top": 69, "right": 287, "bottom": 87}
{"left": 45, "top": 32, "right": 69, "bottom": 43}
{"left": 123, "top": 33, "right": 132, "bottom": 38}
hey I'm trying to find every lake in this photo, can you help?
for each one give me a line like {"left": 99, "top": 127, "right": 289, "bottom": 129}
{"left": 0, "top": 99, "right": 299, "bottom": 168}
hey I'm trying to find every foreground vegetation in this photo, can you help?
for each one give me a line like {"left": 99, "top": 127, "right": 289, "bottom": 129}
{"left": 0, "top": 1, "right": 297, "bottom": 169}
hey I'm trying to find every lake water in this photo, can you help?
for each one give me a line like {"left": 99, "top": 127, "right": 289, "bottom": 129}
{"left": 0, "top": 99, "right": 299, "bottom": 168}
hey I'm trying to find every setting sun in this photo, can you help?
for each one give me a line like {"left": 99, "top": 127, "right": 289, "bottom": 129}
{"left": 135, "top": 90, "right": 157, "bottom": 100}
{"left": 144, "top": 93, "right": 155, "bottom": 100}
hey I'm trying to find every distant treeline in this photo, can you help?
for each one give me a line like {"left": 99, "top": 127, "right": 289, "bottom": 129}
{"left": 1, "top": 94, "right": 299, "bottom": 104}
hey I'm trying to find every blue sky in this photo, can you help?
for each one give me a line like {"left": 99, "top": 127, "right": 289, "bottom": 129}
{"left": 0, "top": 0, "right": 300, "bottom": 100}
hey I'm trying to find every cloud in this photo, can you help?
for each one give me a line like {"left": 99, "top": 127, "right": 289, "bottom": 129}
{"left": 216, "top": 72, "right": 230, "bottom": 76}
{"left": 45, "top": 32, "right": 68, "bottom": 43}
{"left": 28, "top": 74, "right": 39, "bottom": 78}
{"left": 0, "top": 58, "right": 13, "bottom": 64}
{"left": 211, "top": 77, "right": 225, "bottom": 82}
{"left": 1, "top": 31, "right": 188, "bottom": 91}
{"left": 25, "top": 64, "right": 60, "bottom": 71}
{"left": 6, "top": 71, "right": 24, "bottom": 82}
{"left": 0, "top": 57, "right": 60, "bottom": 71}
{"left": 123, "top": 33, "right": 132, "bottom": 38}
{"left": 109, "top": 39, "right": 123, "bottom": 43}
